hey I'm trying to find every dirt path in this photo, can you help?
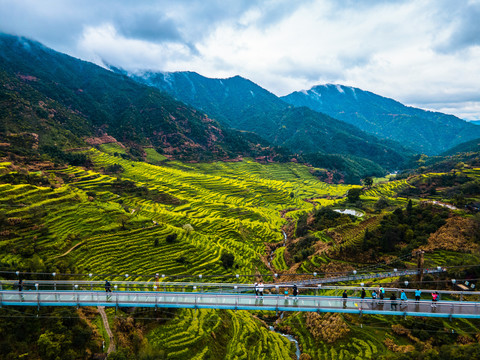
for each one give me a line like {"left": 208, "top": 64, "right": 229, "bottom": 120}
{"left": 98, "top": 306, "right": 116, "bottom": 355}
{"left": 52, "top": 241, "right": 84, "bottom": 259}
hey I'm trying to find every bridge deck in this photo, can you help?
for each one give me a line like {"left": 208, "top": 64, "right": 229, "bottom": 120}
{"left": 2, "top": 290, "right": 479, "bottom": 318}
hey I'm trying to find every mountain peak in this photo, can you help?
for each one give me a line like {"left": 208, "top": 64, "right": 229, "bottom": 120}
{"left": 282, "top": 84, "right": 480, "bottom": 155}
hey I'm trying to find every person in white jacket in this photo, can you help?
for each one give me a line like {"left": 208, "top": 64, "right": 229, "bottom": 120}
{"left": 258, "top": 282, "right": 264, "bottom": 297}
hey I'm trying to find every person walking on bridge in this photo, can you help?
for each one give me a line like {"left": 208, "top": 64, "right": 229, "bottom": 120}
{"left": 155, "top": 275, "right": 160, "bottom": 291}
{"left": 400, "top": 290, "right": 408, "bottom": 309}
{"left": 371, "top": 289, "right": 377, "bottom": 306}
{"left": 390, "top": 293, "right": 398, "bottom": 310}
{"left": 431, "top": 291, "right": 439, "bottom": 308}
{"left": 105, "top": 280, "right": 112, "bottom": 301}
{"left": 258, "top": 282, "right": 264, "bottom": 298}
{"left": 379, "top": 286, "right": 385, "bottom": 302}
{"left": 17, "top": 279, "right": 24, "bottom": 301}
{"left": 254, "top": 282, "right": 259, "bottom": 298}
{"left": 342, "top": 290, "right": 348, "bottom": 308}
{"left": 415, "top": 289, "right": 422, "bottom": 302}
{"left": 293, "top": 284, "right": 298, "bottom": 302}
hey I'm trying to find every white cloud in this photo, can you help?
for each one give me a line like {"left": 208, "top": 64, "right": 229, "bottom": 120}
{"left": 76, "top": 24, "right": 192, "bottom": 70}
{"left": 1, "top": 0, "right": 480, "bottom": 119}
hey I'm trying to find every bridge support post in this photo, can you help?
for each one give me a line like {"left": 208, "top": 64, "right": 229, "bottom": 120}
{"left": 416, "top": 250, "right": 424, "bottom": 284}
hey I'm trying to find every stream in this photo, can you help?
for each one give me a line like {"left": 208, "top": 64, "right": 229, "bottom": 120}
{"left": 269, "top": 325, "right": 301, "bottom": 359}
{"left": 334, "top": 208, "right": 364, "bottom": 217}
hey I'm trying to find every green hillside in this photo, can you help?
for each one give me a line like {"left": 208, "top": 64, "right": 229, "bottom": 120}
{"left": 282, "top": 84, "right": 480, "bottom": 155}
{"left": 128, "top": 70, "right": 413, "bottom": 177}
{"left": 1, "top": 146, "right": 480, "bottom": 359}
{"left": 0, "top": 33, "right": 288, "bottom": 163}
{"left": 2, "top": 33, "right": 480, "bottom": 360}
{"left": 442, "top": 138, "right": 480, "bottom": 156}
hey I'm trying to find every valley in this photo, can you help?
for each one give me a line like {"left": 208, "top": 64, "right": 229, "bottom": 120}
{"left": 1, "top": 144, "right": 480, "bottom": 359}
{"left": 1, "top": 32, "right": 480, "bottom": 360}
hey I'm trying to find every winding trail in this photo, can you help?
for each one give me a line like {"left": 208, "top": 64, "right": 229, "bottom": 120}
{"left": 98, "top": 306, "right": 115, "bottom": 355}
{"left": 52, "top": 241, "right": 84, "bottom": 259}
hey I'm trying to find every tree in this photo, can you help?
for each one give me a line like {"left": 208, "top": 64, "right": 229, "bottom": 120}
{"left": 37, "top": 331, "right": 63, "bottom": 360}
{"left": 117, "top": 214, "right": 130, "bottom": 230}
{"left": 166, "top": 233, "right": 177, "bottom": 243}
{"left": 363, "top": 177, "right": 373, "bottom": 187}
{"left": 221, "top": 252, "right": 235, "bottom": 269}
{"left": 406, "top": 199, "right": 413, "bottom": 213}
{"left": 375, "top": 197, "right": 389, "bottom": 210}
{"left": 347, "top": 188, "right": 362, "bottom": 203}
{"left": 182, "top": 224, "right": 194, "bottom": 233}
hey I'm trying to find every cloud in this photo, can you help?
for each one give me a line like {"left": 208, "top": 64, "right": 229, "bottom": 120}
{"left": 434, "top": 1, "right": 480, "bottom": 52}
{"left": 115, "top": 12, "right": 182, "bottom": 43}
{"left": 1, "top": 0, "right": 480, "bottom": 119}
{"left": 77, "top": 24, "right": 193, "bottom": 71}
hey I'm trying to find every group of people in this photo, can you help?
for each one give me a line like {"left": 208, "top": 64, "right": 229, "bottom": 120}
{"left": 253, "top": 282, "right": 299, "bottom": 300}
{"left": 254, "top": 281, "right": 264, "bottom": 298}
{"left": 342, "top": 287, "right": 441, "bottom": 310}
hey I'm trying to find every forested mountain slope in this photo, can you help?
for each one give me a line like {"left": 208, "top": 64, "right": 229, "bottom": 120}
{"left": 442, "top": 137, "right": 480, "bottom": 156}
{"left": 0, "top": 33, "right": 287, "bottom": 163}
{"left": 282, "top": 84, "right": 480, "bottom": 155}
{"left": 127, "top": 70, "right": 413, "bottom": 174}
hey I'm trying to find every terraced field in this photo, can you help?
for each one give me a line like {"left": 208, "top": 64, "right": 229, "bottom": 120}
{"left": 363, "top": 179, "right": 411, "bottom": 200}
{"left": 148, "top": 309, "right": 294, "bottom": 359}
{"left": 272, "top": 247, "right": 288, "bottom": 271}
{"left": 57, "top": 149, "right": 352, "bottom": 277}
{"left": 0, "top": 151, "right": 357, "bottom": 359}
{"left": 3, "top": 154, "right": 480, "bottom": 358}
{"left": 279, "top": 312, "right": 385, "bottom": 359}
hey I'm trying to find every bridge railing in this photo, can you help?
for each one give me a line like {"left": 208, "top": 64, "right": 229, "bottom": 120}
{"left": 290, "top": 268, "right": 445, "bottom": 286}
{"left": 1, "top": 280, "right": 479, "bottom": 302}
{"left": 1, "top": 289, "right": 480, "bottom": 317}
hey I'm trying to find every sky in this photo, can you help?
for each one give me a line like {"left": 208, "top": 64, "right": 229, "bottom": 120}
{"left": 1, "top": 0, "right": 480, "bottom": 120}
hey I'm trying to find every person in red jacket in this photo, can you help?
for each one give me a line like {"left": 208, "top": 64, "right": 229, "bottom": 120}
{"left": 431, "top": 291, "right": 439, "bottom": 308}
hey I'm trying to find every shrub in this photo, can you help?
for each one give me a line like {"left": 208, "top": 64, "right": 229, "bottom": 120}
{"left": 221, "top": 252, "right": 235, "bottom": 269}
{"left": 166, "top": 234, "right": 177, "bottom": 243}
{"left": 305, "top": 313, "right": 350, "bottom": 343}
{"left": 347, "top": 188, "right": 363, "bottom": 202}
{"left": 375, "top": 197, "right": 389, "bottom": 210}
{"left": 105, "top": 163, "right": 124, "bottom": 174}
{"left": 182, "top": 224, "right": 194, "bottom": 232}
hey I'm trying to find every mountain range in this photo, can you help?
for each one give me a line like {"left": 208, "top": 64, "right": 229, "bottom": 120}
{"left": 0, "top": 33, "right": 289, "bottom": 163}
{"left": 282, "top": 84, "right": 480, "bottom": 155}
{"left": 128, "top": 69, "right": 480, "bottom": 159}
{"left": 1, "top": 33, "right": 479, "bottom": 184}
{"left": 129, "top": 70, "right": 412, "bottom": 169}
